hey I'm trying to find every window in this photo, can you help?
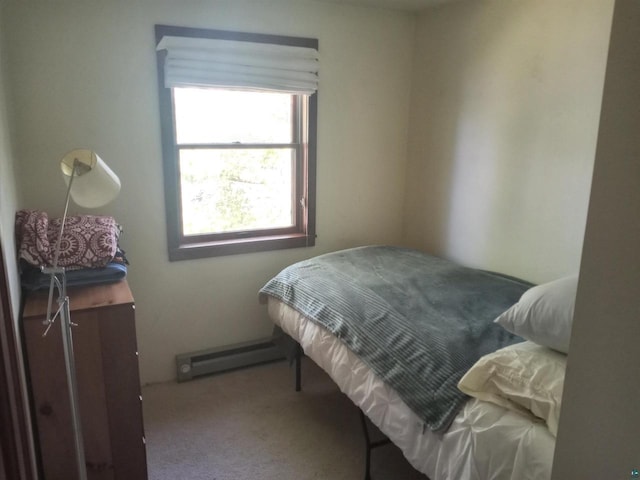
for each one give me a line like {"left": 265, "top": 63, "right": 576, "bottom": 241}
{"left": 155, "top": 25, "right": 318, "bottom": 260}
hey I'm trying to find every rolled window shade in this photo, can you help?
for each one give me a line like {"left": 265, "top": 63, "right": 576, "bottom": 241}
{"left": 156, "top": 35, "right": 319, "bottom": 94}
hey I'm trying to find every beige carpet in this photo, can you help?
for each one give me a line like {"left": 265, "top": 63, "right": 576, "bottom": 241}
{"left": 142, "top": 357, "right": 428, "bottom": 480}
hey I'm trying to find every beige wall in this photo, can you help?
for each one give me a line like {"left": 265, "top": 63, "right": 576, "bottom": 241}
{"left": 405, "top": 0, "right": 614, "bottom": 284}
{"left": 0, "top": 1, "right": 21, "bottom": 320}
{"left": 0, "top": 3, "right": 37, "bottom": 475}
{"left": 552, "top": 0, "right": 640, "bottom": 476}
{"left": 2, "top": 0, "right": 414, "bottom": 383}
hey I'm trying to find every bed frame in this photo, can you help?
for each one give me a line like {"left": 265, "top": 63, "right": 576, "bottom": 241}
{"left": 292, "top": 343, "right": 391, "bottom": 480}
{"left": 262, "top": 247, "right": 555, "bottom": 480}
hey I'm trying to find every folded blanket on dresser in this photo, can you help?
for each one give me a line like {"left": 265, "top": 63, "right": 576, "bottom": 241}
{"left": 15, "top": 209, "right": 127, "bottom": 290}
{"left": 259, "top": 246, "right": 531, "bottom": 432}
{"left": 16, "top": 209, "right": 120, "bottom": 269}
{"left": 19, "top": 261, "right": 127, "bottom": 292}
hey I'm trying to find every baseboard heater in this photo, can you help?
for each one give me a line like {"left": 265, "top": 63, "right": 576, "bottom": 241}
{"left": 176, "top": 337, "right": 285, "bottom": 382}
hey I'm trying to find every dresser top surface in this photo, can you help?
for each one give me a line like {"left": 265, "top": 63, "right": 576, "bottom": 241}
{"left": 22, "top": 280, "right": 134, "bottom": 319}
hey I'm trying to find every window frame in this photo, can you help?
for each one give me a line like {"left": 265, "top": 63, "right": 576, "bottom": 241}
{"left": 155, "top": 24, "right": 317, "bottom": 260}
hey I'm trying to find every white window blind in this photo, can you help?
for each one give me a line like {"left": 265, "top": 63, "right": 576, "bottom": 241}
{"left": 156, "top": 35, "right": 319, "bottom": 94}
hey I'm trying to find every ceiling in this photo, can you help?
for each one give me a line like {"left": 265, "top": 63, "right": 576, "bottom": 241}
{"left": 313, "top": 0, "right": 451, "bottom": 13}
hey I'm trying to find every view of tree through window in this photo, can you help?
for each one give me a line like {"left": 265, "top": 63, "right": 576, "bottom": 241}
{"left": 173, "top": 87, "right": 296, "bottom": 236}
{"left": 179, "top": 148, "right": 293, "bottom": 235}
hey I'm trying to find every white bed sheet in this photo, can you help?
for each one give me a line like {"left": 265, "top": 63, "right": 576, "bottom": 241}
{"left": 268, "top": 297, "right": 555, "bottom": 480}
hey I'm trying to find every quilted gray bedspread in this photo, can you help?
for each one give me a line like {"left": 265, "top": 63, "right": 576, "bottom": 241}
{"left": 259, "top": 246, "right": 531, "bottom": 432}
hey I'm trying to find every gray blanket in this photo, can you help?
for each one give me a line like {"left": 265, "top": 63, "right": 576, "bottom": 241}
{"left": 259, "top": 246, "right": 530, "bottom": 432}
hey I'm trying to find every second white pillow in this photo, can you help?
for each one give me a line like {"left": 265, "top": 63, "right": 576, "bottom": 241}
{"left": 494, "top": 274, "right": 578, "bottom": 353}
{"left": 458, "top": 341, "right": 566, "bottom": 437}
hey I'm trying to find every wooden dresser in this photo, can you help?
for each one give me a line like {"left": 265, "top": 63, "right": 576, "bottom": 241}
{"left": 22, "top": 280, "right": 147, "bottom": 480}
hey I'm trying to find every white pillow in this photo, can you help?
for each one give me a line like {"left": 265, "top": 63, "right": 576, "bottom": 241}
{"left": 494, "top": 274, "right": 578, "bottom": 353}
{"left": 458, "top": 341, "right": 566, "bottom": 437}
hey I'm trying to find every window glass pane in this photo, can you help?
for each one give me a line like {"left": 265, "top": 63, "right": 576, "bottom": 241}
{"left": 180, "top": 148, "right": 294, "bottom": 236}
{"left": 174, "top": 87, "right": 293, "bottom": 144}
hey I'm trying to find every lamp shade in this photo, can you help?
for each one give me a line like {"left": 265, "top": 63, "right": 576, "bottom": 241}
{"left": 60, "top": 149, "right": 121, "bottom": 208}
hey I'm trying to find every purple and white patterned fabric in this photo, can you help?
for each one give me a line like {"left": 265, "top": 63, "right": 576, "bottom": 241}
{"left": 15, "top": 209, "right": 119, "bottom": 270}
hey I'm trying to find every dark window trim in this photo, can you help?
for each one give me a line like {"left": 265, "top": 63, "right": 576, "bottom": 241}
{"left": 155, "top": 24, "right": 317, "bottom": 260}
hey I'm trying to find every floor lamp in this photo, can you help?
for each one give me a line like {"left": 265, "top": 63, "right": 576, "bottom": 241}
{"left": 41, "top": 149, "right": 121, "bottom": 480}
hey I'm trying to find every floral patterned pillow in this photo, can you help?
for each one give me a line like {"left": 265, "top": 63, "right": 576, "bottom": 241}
{"left": 15, "top": 209, "right": 119, "bottom": 270}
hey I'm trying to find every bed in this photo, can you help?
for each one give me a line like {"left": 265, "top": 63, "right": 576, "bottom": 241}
{"left": 259, "top": 246, "right": 574, "bottom": 480}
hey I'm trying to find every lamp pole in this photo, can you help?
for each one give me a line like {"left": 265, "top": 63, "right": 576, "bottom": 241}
{"left": 41, "top": 159, "right": 88, "bottom": 480}
{"left": 40, "top": 150, "right": 120, "bottom": 480}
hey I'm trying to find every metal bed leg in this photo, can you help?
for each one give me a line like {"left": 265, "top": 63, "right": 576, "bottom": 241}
{"left": 359, "top": 409, "right": 391, "bottom": 480}
{"left": 295, "top": 342, "right": 302, "bottom": 392}
{"left": 291, "top": 344, "right": 389, "bottom": 479}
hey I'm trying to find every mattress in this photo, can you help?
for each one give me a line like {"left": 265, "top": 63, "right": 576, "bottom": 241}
{"left": 267, "top": 297, "right": 555, "bottom": 480}
{"left": 260, "top": 246, "right": 531, "bottom": 432}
